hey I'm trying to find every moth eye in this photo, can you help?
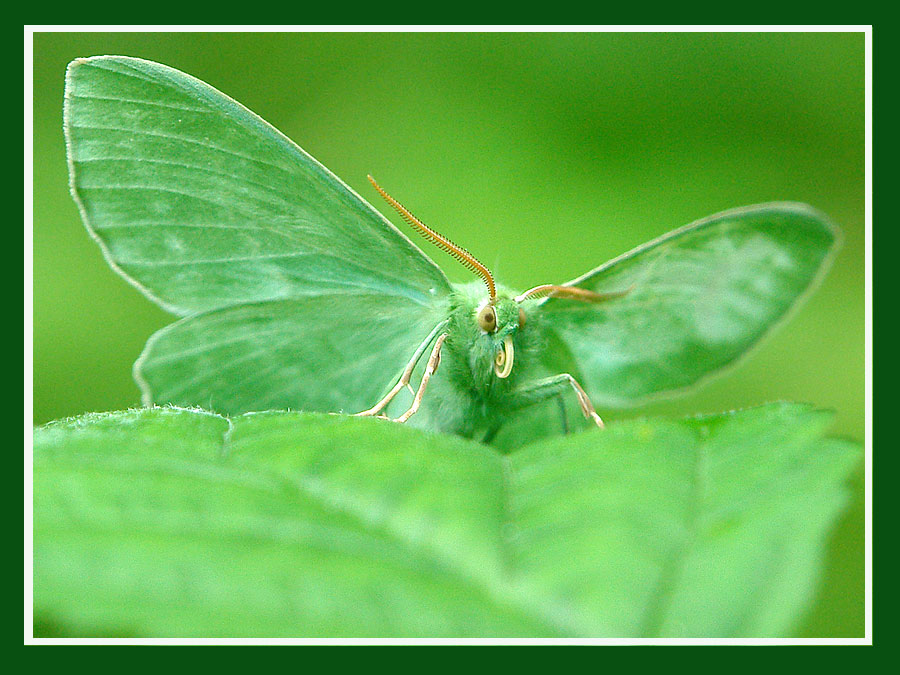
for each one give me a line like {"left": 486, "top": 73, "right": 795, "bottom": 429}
{"left": 518, "top": 307, "right": 526, "bottom": 330}
{"left": 477, "top": 305, "right": 497, "bottom": 332}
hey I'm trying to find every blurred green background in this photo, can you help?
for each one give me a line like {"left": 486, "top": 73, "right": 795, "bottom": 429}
{"left": 32, "top": 32, "right": 865, "bottom": 637}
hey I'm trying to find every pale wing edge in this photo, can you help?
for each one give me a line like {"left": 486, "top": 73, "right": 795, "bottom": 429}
{"left": 549, "top": 202, "right": 842, "bottom": 299}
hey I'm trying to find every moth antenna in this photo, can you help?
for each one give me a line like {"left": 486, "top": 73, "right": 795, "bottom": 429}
{"left": 368, "top": 175, "right": 496, "bottom": 301}
{"left": 514, "top": 284, "right": 633, "bottom": 303}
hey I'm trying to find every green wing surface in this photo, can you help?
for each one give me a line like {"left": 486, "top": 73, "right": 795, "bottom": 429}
{"left": 135, "top": 295, "right": 447, "bottom": 415}
{"left": 539, "top": 203, "right": 839, "bottom": 407}
{"left": 65, "top": 56, "right": 451, "bottom": 413}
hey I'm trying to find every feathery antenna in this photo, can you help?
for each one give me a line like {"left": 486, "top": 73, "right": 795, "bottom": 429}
{"left": 368, "top": 175, "right": 496, "bottom": 301}
{"left": 514, "top": 284, "right": 633, "bottom": 303}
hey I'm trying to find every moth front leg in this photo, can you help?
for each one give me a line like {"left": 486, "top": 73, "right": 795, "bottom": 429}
{"left": 387, "top": 332, "right": 448, "bottom": 423}
{"left": 511, "top": 373, "right": 605, "bottom": 429}
{"left": 356, "top": 332, "right": 449, "bottom": 424}
{"left": 354, "top": 360, "right": 418, "bottom": 419}
{"left": 355, "top": 321, "right": 449, "bottom": 418}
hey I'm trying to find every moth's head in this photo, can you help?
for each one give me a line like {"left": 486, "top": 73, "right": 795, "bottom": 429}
{"left": 474, "top": 297, "right": 526, "bottom": 379}
{"left": 368, "top": 174, "right": 515, "bottom": 378}
{"left": 368, "top": 176, "right": 627, "bottom": 380}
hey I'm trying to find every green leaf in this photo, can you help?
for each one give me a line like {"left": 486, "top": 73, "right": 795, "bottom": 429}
{"left": 64, "top": 56, "right": 451, "bottom": 315}
{"left": 34, "top": 404, "right": 858, "bottom": 637}
{"left": 542, "top": 203, "right": 839, "bottom": 406}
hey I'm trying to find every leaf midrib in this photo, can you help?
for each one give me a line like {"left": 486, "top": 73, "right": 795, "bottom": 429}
{"left": 636, "top": 433, "right": 707, "bottom": 637}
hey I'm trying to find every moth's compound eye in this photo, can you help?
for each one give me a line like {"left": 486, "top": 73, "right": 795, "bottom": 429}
{"left": 477, "top": 305, "right": 498, "bottom": 332}
{"left": 518, "top": 307, "right": 526, "bottom": 330}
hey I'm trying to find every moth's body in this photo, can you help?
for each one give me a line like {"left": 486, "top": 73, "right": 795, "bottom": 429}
{"left": 353, "top": 179, "right": 613, "bottom": 438}
{"left": 424, "top": 282, "right": 544, "bottom": 438}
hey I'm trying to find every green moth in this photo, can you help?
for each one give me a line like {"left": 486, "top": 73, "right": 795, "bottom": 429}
{"left": 64, "top": 56, "right": 839, "bottom": 442}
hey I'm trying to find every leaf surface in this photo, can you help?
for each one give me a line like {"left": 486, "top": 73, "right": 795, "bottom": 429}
{"left": 34, "top": 404, "right": 858, "bottom": 637}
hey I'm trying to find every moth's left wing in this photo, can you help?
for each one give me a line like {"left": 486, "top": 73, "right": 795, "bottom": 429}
{"left": 537, "top": 203, "right": 839, "bottom": 407}
{"left": 64, "top": 56, "right": 454, "bottom": 415}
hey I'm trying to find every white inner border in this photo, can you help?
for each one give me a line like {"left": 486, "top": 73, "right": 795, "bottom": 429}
{"left": 24, "top": 25, "right": 874, "bottom": 646}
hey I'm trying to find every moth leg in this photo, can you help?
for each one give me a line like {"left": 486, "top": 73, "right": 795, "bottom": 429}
{"left": 355, "top": 321, "right": 448, "bottom": 418}
{"left": 393, "top": 333, "right": 448, "bottom": 423}
{"left": 354, "top": 366, "right": 414, "bottom": 418}
{"left": 482, "top": 422, "right": 503, "bottom": 445}
{"left": 511, "top": 373, "right": 605, "bottom": 429}
{"left": 565, "top": 375, "right": 605, "bottom": 428}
